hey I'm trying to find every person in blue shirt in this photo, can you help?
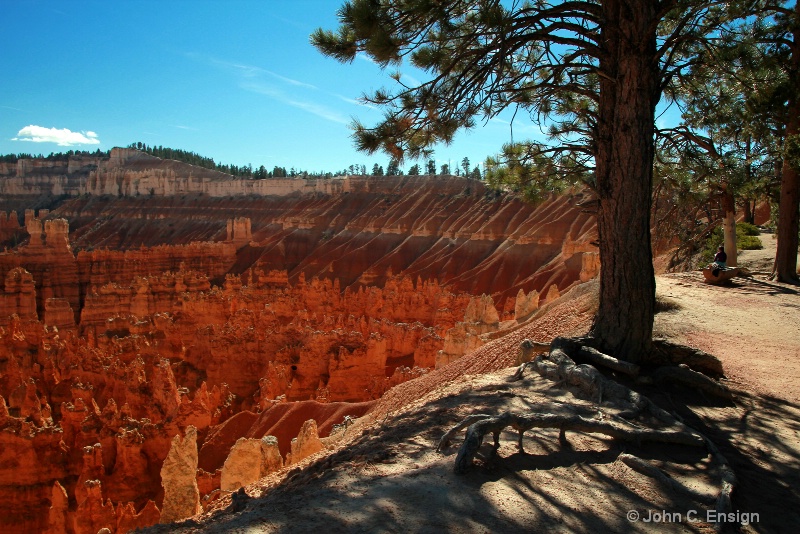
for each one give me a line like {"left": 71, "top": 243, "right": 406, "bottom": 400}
{"left": 713, "top": 245, "right": 727, "bottom": 268}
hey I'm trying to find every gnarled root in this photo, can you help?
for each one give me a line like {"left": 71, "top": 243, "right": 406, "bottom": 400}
{"left": 525, "top": 346, "right": 677, "bottom": 423}
{"left": 451, "top": 409, "right": 704, "bottom": 474}
{"left": 514, "top": 337, "right": 732, "bottom": 403}
{"left": 550, "top": 336, "right": 641, "bottom": 377}
{"left": 648, "top": 365, "right": 734, "bottom": 401}
{"left": 454, "top": 338, "right": 736, "bottom": 528}
{"left": 651, "top": 339, "right": 725, "bottom": 377}
{"left": 451, "top": 336, "right": 738, "bottom": 528}
{"left": 437, "top": 414, "right": 492, "bottom": 452}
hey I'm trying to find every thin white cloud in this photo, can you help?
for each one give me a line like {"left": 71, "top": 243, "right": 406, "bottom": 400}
{"left": 206, "top": 56, "right": 318, "bottom": 89}
{"left": 264, "top": 69, "right": 318, "bottom": 89}
{"left": 334, "top": 94, "right": 375, "bottom": 109}
{"left": 171, "top": 124, "right": 200, "bottom": 131}
{"left": 488, "top": 116, "right": 539, "bottom": 132}
{"left": 12, "top": 125, "right": 100, "bottom": 146}
{"left": 241, "top": 82, "right": 349, "bottom": 124}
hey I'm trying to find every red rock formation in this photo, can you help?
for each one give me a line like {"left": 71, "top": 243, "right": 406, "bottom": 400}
{"left": 0, "top": 267, "right": 38, "bottom": 323}
{"left": 0, "top": 210, "right": 22, "bottom": 247}
{"left": 160, "top": 426, "right": 200, "bottom": 524}
{"left": 437, "top": 294, "right": 502, "bottom": 368}
{"left": 220, "top": 435, "right": 283, "bottom": 491}
{"left": 286, "top": 419, "right": 324, "bottom": 465}
{"left": 0, "top": 214, "right": 80, "bottom": 321}
{"left": 75, "top": 480, "right": 116, "bottom": 534}
{"left": 0, "top": 161, "right": 602, "bottom": 531}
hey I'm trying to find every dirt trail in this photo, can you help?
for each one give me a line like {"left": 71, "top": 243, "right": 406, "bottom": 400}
{"left": 655, "top": 230, "right": 800, "bottom": 401}
{"left": 143, "top": 231, "right": 800, "bottom": 534}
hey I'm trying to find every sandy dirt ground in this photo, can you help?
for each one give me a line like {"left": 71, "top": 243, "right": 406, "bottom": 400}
{"left": 655, "top": 230, "right": 800, "bottom": 401}
{"left": 142, "top": 232, "right": 800, "bottom": 534}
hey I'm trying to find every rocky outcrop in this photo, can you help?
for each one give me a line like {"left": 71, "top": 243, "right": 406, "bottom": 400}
{"left": 0, "top": 210, "right": 22, "bottom": 246}
{"left": 226, "top": 217, "right": 252, "bottom": 249}
{"left": 514, "top": 288, "right": 540, "bottom": 320}
{"left": 75, "top": 480, "right": 116, "bottom": 534}
{"left": 0, "top": 148, "right": 347, "bottom": 199}
{"left": 580, "top": 251, "right": 601, "bottom": 282}
{"left": 0, "top": 267, "right": 37, "bottom": 323}
{"left": 45, "top": 481, "right": 69, "bottom": 534}
{"left": 437, "top": 294, "right": 501, "bottom": 368}
{"left": 0, "top": 213, "right": 80, "bottom": 321}
{"left": 220, "top": 435, "right": 283, "bottom": 491}
{"left": 44, "top": 297, "right": 76, "bottom": 331}
{"left": 160, "top": 426, "right": 201, "bottom": 524}
{"left": 286, "top": 419, "right": 324, "bottom": 465}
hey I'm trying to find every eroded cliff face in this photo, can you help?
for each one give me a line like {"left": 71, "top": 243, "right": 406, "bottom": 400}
{"left": 2, "top": 149, "right": 599, "bottom": 303}
{"left": 0, "top": 155, "right": 599, "bottom": 533}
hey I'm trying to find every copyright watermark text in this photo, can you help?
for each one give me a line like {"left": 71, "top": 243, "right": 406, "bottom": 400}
{"left": 626, "top": 509, "right": 759, "bottom": 525}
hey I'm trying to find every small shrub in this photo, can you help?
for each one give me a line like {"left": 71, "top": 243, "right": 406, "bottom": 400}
{"left": 737, "top": 222, "right": 760, "bottom": 236}
{"left": 738, "top": 235, "right": 763, "bottom": 250}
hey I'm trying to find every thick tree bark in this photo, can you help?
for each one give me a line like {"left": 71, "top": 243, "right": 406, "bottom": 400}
{"left": 773, "top": 3, "right": 800, "bottom": 283}
{"left": 590, "top": 0, "right": 662, "bottom": 362}
{"left": 774, "top": 156, "right": 800, "bottom": 282}
{"left": 743, "top": 198, "right": 754, "bottom": 225}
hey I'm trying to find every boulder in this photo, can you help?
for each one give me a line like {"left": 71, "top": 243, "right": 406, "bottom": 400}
{"left": 220, "top": 435, "right": 283, "bottom": 491}
{"left": 160, "top": 426, "right": 200, "bottom": 524}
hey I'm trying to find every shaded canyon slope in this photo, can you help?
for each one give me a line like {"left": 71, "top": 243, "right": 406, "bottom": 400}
{"left": 0, "top": 149, "right": 599, "bottom": 533}
{"left": 2, "top": 148, "right": 599, "bottom": 304}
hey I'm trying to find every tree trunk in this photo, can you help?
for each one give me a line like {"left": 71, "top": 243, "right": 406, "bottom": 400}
{"left": 722, "top": 183, "right": 737, "bottom": 267}
{"left": 774, "top": 150, "right": 800, "bottom": 282}
{"left": 743, "top": 137, "right": 755, "bottom": 225}
{"left": 743, "top": 198, "right": 754, "bottom": 225}
{"left": 773, "top": 3, "right": 800, "bottom": 283}
{"left": 590, "top": 0, "right": 661, "bottom": 363}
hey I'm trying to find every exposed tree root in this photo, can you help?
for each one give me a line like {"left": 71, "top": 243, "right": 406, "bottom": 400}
{"left": 651, "top": 339, "right": 725, "bottom": 377}
{"left": 436, "top": 414, "right": 492, "bottom": 452}
{"left": 579, "top": 345, "right": 641, "bottom": 377}
{"left": 514, "top": 336, "right": 733, "bottom": 401}
{"left": 445, "top": 336, "right": 738, "bottom": 529}
{"left": 450, "top": 409, "right": 705, "bottom": 474}
{"left": 648, "top": 365, "right": 734, "bottom": 400}
{"left": 517, "top": 344, "right": 676, "bottom": 423}
{"left": 548, "top": 336, "right": 641, "bottom": 376}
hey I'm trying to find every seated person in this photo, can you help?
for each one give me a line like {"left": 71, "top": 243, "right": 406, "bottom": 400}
{"left": 714, "top": 245, "right": 728, "bottom": 269}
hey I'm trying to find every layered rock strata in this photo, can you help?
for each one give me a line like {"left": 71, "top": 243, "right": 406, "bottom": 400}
{"left": 0, "top": 156, "right": 600, "bottom": 532}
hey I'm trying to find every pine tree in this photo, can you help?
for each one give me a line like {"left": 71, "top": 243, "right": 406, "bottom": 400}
{"left": 425, "top": 159, "right": 436, "bottom": 175}
{"left": 312, "top": 0, "right": 753, "bottom": 361}
{"left": 387, "top": 159, "right": 401, "bottom": 175}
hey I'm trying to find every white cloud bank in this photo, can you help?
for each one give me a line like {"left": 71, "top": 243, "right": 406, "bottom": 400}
{"left": 12, "top": 125, "right": 100, "bottom": 146}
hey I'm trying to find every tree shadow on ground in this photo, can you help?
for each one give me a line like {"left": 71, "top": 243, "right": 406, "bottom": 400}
{"left": 140, "top": 370, "right": 793, "bottom": 534}
{"left": 721, "top": 275, "right": 800, "bottom": 296}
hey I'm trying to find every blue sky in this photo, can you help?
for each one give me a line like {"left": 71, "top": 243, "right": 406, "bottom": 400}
{"left": 0, "top": 0, "right": 549, "bottom": 174}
